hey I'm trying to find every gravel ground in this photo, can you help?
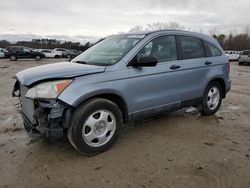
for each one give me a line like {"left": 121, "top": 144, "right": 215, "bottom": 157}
{"left": 0, "top": 58, "right": 250, "bottom": 188}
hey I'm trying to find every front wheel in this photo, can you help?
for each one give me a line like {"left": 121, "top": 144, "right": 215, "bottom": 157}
{"left": 201, "top": 82, "right": 222, "bottom": 116}
{"left": 67, "top": 98, "right": 122, "bottom": 155}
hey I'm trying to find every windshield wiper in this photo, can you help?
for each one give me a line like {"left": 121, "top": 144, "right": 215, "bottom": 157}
{"left": 73, "top": 61, "right": 110, "bottom": 66}
{"left": 73, "top": 61, "right": 89, "bottom": 64}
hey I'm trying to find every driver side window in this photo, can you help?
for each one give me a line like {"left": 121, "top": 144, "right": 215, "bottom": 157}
{"left": 136, "top": 35, "right": 177, "bottom": 63}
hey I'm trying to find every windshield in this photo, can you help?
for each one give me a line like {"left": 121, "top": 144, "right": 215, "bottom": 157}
{"left": 71, "top": 35, "right": 145, "bottom": 66}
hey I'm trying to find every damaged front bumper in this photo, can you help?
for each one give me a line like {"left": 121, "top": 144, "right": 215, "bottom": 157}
{"left": 13, "top": 81, "right": 72, "bottom": 138}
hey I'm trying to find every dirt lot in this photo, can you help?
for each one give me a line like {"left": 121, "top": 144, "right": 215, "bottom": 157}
{"left": 0, "top": 58, "right": 250, "bottom": 188}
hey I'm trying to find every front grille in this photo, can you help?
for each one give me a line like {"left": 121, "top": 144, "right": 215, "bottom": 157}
{"left": 20, "top": 85, "right": 35, "bottom": 123}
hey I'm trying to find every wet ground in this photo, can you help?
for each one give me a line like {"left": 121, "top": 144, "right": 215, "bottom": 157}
{"left": 0, "top": 58, "right": 250, "bottom": 188}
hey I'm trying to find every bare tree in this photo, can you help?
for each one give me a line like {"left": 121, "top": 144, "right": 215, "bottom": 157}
{"left": 146, "top": 22, "right": 185, "bottom": 31}
{"left": 128, "top": 21, "right": 185, "bottom": 33}
{"left": 129, "top": 25, "right": 144, "bottom": 32}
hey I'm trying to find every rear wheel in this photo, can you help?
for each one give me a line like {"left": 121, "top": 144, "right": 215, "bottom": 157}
{"left": 66, "top": 54, "right": 71, "bottom": 59}
{"left": 67, "top": 98, "right": 122, "bottom": 155}
{"left": 201, "top": 82, "right": 222, "bottom": 115}
{"left": 35, "top": 55, "right": 41, "bottom": 61}
{"left": 10, "top": 55, "right": 17, "bottom": 61}
{"left": 238, "top": 62, "right": 243, "bottom": 65}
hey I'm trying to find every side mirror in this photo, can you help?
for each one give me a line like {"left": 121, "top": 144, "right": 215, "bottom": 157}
{"left": 132, "top": 56, "right": 158, "bottom": 67}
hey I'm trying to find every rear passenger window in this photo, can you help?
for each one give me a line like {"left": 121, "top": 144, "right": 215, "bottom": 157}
{"left": 179, "top": 36, "right": 205, "bottom": 59}
{"left": 204, "top": 42, "right": 222, "bottom": 57}
{"left": 137, "top": 35, "right": 177, "bottom": 63}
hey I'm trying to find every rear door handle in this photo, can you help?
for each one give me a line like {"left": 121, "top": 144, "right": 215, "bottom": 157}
{"left": 170, "top": 64, "right": 181, "bottom": 70}
{"left": 205, "top": 61, "right": 212, "bottom": 65}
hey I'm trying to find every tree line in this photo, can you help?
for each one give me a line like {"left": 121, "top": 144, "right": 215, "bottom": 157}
{"left": 128, "top": 22, "right": 250, "bottom": 51}
{"left": 213, "top": 33, "right": 250, "bottom": 51}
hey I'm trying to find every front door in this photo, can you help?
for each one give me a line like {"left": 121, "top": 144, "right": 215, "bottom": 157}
{"left": 128, "top": 35, "right": 183, "bottom": 118}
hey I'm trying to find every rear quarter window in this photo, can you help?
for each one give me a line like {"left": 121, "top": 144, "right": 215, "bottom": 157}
{"left": 178, "top": 36, "right": 205, "bottom": 59}
{"left": 204, "top": 42, "right": 222, "bottom": 57}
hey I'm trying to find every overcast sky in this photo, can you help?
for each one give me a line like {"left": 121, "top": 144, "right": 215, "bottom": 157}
{"left": 0, "top": 0, "right": 249, "bottom": 38}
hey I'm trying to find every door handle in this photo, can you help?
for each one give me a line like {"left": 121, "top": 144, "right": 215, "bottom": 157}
{"left": 205, "top": 61, "right": 212, "bottom": 65}
{"left": 170, "top": 64, "right": 181, "bottom": 70}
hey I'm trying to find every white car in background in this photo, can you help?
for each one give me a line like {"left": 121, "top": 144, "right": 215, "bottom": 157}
{"left": 36, "top": 49, "right": 59, "bottom": 58}
{"left": 239, "top": 50, "right": 250, "bottom": 65}
{"left": 225, "top": 50, "right": 240, "bottom": 61}
{"left": 53, "top": 48, "right": 68, "bottom": 58}
{"left": 0, "top": 48, "right": 5, "bottom": 58}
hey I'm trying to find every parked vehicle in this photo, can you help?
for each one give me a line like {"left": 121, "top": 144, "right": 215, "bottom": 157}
{"left": 53, "top": 48, "right": 69, "bottom": 58}
{"left": 0, "top": 48, "right": 5, "bottom": 58}
{"left": 238, "top": 50, "right": 250, "bottom": 65}
{"left": 36, "top": 49, "right": 58, "bottom": 58}
{"left": 225, "top": 50, "right": 240, "bottom": 61}
{"left": 62, "top": 49, "right": 82, "bottom": 58}
{"left": 13, "top": 30, "right": 231, "bottom": 155}
{"left": 5, "top": 46, "right": 45, "bottom": 61}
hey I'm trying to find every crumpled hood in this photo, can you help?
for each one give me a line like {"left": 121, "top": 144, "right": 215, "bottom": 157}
{"left": 16, "top": 62, "right": 106, "bottom": 86}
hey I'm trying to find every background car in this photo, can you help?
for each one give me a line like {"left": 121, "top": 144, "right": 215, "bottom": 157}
{"left": 53, "top": 48, "right": 69, "bottom": 58}
{"left": 239, "top": 50, "right": 250, "bottom": 65}
{"left": 5, "top": 46, "right": 45, "bottom": 61}
{"left": 0, "top": 48, "right": 5, "bottom": 58}
{"left": 225, "top": 50, "right": 240, "bottom": 61}
{"left": 62, "top": 49, "right": 82, "bottom": 58}
{"left": 36, "top": 49, "right": 58, "bottom": 58}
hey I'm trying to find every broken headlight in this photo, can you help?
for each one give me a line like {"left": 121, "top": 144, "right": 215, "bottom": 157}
{"left": 25, "top": 80, "right": 72, "bottom": 99}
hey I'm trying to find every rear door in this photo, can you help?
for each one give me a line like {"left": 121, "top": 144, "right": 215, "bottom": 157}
{"left": 175, "top": 35, "right": 211, "bottom": 102}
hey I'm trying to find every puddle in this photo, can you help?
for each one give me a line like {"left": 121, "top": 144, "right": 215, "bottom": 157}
{"left": 227, "top": 106, "right": 240, "bottom": 110}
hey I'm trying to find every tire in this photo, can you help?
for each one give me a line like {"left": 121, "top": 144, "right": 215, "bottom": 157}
{"left": 66, "top": 54, "right": 71, "bottom": 59}
{"left": 238, "top": 62, "right": 243, "bottom": 65}
{"left": 55, "top": 55, "right": 60, "bottom": 58}
{"left": 35, "top": 55, "right": 41, "bottom": 61}
{"left": 201, "top": 81, "right": 223, "bottom": 116}
{"left": 9, "top": 55, "right": 17, "bottom": 61}
{"left": 67, "top": 98, "right": 123, "bottom": 155}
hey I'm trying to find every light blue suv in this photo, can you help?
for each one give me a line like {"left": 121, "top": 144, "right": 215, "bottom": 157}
{"left": 13, "top": 30, "right": 231, "bottom": 154}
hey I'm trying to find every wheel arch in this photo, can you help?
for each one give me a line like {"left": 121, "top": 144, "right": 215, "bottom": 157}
{"left": 206, "top": 77, "right": 226, "bottom": 98}
{"left": 72, "top": 91, "right": 130, "bottom": 123}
